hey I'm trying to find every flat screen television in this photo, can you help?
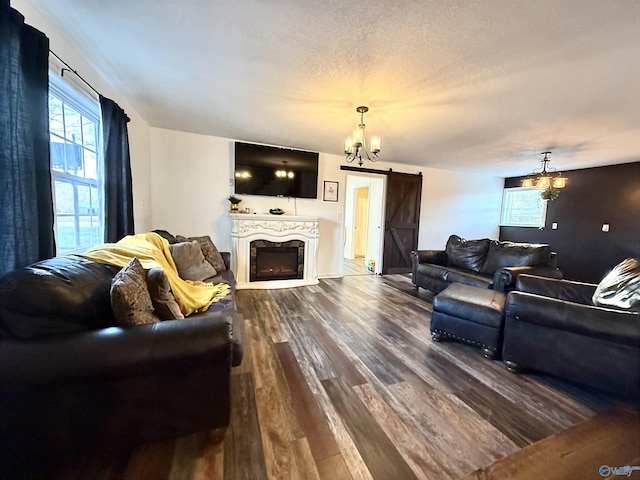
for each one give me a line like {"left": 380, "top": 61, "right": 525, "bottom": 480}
{"left": 234, "top": 142, "right": 319, "bottom": 199}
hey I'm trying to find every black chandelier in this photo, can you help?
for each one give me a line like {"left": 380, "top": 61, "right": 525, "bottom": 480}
{"left": 521, "top": 152, "right": 567, "bottom": 200}
{"left": 344, "top": 106, "right": 380, "bottom": 167}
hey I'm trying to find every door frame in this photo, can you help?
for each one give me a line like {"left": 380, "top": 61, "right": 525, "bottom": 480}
{"left": 341, "top": 173, "right": 386, "bottom": 275}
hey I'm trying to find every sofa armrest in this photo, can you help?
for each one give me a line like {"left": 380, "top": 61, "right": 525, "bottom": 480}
{"left": 516, "top": 274, "right": 596, "bottom": 304}
{"left": 493, "top": 265, "right": 564, "bottom": 293}
{"left": 505, "top": 291, "right": 640, "bottom": 347}
{"left": 411, "top": 250, "right": 447, "bottom": 266}
{"left": 0, "top": 316, "right": 233, "bottom": 394}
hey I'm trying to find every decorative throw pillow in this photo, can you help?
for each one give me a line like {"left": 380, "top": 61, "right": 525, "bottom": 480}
{"left": 176, "top": 235, "right": 226, "bottom": 272}
{"left": 170, "top": 241, "right": 218, "bottom": 281}
{"left": 445, "top": 235, "right": 490, "bottom": 273}
{"left": 110, "top": 257, "right": 159, "bottom": 327}
{"left": 146, "top": 268, "right": 184, "bottom": 320}
{"left": 592, "top": 258, "right": 640, "bottom": 311}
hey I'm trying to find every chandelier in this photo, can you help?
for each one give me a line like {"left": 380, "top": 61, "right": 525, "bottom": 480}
{"left": 521, "top": 152, "right": 567, "bottom": 200}
{"left": 344, "top": 106, "right": 380, "bottom": 166}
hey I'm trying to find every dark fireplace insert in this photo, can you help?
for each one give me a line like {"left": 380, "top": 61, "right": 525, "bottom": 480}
{"left": 250, "top": 240, "right": 305, "bottom": 282}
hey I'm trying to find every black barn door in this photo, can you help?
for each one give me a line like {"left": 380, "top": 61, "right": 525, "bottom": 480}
{"left": 382, "top": 172, "right": 422, "bottom": 274}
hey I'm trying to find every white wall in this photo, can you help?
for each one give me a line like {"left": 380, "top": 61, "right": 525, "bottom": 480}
{"left": 148, "top": 128, "right": 504, "bottom": 277}
{"left": 14, "top": 0, "right": 153, "bottom": 232}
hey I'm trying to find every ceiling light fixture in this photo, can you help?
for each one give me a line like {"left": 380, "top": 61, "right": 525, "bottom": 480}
{"left": 344, "top": 106, "right": 380, "bottom": 167}
{"left": 521, "top": 151, "right": 567, "bottom": 200}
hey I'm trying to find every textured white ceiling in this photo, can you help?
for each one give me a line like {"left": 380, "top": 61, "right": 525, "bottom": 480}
{"left": 30, "top": 0, "right": 640, "bottom": 176}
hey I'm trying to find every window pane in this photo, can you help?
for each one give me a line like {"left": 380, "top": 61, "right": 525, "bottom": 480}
{"left": 50, "top": 136, "right": 65, "bottom": 172}
{"left": 82, "top": 117, "right": 97, "bottom": 151}
{"left": 65, "top": 142, "right": 84, "bottom": 175}
{"left": 500, "top": 188, "right": 547, "bottom": 227}
{"left": 78, "top": 216, "right": 95, "bottom": 249}
{"left": 77, "top": 184, "right": 91, "bottom": 215}
{"left": 84, "top": 149, "right": 97, "bottom": 180}
{"left": 63, "top": 104, "right": 82, "bottom": 144}
{"left": 54, "top": 180, "right": 75, "bottom": 214}
{"left": 55, "top": 215, "right": 76, "bottom": 254}
{"left": 48, "top": 95, "right": 64, "bottom": 137}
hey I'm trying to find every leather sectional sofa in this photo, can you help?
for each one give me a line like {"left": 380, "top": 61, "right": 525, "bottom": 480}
{"left": 504, "top": 274, "right": 640, "bottom": 400}
{"left": 0, "top": 237, "right": 242, "bottom": 475}
{"left": 412, "top": 234, "right": 563, "bottom": 294}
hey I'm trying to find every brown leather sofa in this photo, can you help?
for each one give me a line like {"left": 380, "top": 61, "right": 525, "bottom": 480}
{"left": 0, "top": 248, "right": 242, "bottom": 476}
{"left": 412, "top": 234, "right": 563, "bottom": 294}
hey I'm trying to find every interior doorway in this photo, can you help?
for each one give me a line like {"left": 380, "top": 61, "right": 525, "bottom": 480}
{"left": 343, "top": 174, "right": 385, "bottom": 276}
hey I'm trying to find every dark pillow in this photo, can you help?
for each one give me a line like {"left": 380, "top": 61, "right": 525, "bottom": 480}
{"left": 480, "top": 241, "right": 551, "bottom": 275}
{"left": 445, "top": 235, "right": 490, "bottom": 273}
{"left": 170, "top": 241, "right": 218, "bottom": 281}
{"left": 176, "top": 235, "right": 226, "bottom": 272}
{"left": 152, "top": 229, "right": 178, "bottom": 244}
{"left": 146, "top": 268, "right": 184, "bottom": 320}
{"left": 592, "top": 258, "right": 640, "bottom": 311}
{"left": 110, "top": 258, "right": 159, "bottom": 327}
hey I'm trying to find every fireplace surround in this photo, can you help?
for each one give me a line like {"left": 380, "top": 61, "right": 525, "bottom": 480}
{"left": 231, "top": 214, "right": 319, "bottom": 289}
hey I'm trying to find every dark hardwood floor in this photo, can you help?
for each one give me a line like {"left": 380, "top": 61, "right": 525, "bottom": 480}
{"left": 51, "top": 275, "right": 639, "bottom": 479}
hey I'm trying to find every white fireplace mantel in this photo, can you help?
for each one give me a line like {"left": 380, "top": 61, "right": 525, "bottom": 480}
{"left": 230, "top": 214, "right": 320, "bottom": 289}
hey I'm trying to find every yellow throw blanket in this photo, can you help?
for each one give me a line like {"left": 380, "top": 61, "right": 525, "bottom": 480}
{"left": 78, "top": 232, "right": 229, "bottom": 316}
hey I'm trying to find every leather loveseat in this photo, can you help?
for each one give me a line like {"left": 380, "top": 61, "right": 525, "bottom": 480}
{"left": 411, "top": 234, "right": 563, "bottom": 294}
{"left": 503, "top": 274, "right": 640, "bottom": 400}
{"left": 0, "top": 238, "right": 243, "bottom": 475}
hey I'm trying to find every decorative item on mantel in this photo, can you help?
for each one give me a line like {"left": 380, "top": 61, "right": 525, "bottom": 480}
{"left": 521, "top": 151, "right": 567, "bottom": 201}
{"left": 344, "top": 106, "right": 381, "bottom": 167}
{"left": 228, "top": 195, "right": 242, "bottom": 212}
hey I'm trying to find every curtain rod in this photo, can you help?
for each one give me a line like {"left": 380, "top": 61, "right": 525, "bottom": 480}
{"left": 49, "top": 50, "right": 100, "bottom": 97}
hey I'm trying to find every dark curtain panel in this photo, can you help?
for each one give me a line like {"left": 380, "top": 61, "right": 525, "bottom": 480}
{"left": 100, "top": 95, "right": 134, "bottom": 243}
{"left": 0, "top": 2, "right": 55, "bottom": 275}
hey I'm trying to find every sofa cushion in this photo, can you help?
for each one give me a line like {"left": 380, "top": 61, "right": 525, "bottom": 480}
{"left": 146, "top": 268, "right": 184, "bottom": 320}
{"left": 0, "top": 256, "right": 119, "bottom": 338}
{"left": 177, "top": 235, "right": 226, "bottom": 272}
{"left": 445, "top": 235, "right": 490, "bottom": 273}
{"left": 110, "top": 258, "right": 159, "bottom": 327}
{"left": 170, "top": 241, "right": 218, "bottom": 281}
{"left": 592, "top": 258, "right": 640, "bottom": 311}
{"left": 480, "top": 241, "right": 551, "bottom": 275}
{"left": 417, "top": 263, "right": 493, "bottom": 289}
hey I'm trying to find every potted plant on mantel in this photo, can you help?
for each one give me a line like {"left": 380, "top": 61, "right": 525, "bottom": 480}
{"left": 228, "top": 195, "right": 242, "bottom": 212}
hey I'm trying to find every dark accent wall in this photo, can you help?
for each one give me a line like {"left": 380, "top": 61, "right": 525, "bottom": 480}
{"left": 500, "top": 162, "right": 640, "bottom": 283}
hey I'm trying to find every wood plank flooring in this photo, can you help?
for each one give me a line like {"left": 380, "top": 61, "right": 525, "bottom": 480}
{"left": 343, "top": 257, "right": 374, "bottom": 276}
{"left": 48, "top": 274, "right": 639, "bottom": 479}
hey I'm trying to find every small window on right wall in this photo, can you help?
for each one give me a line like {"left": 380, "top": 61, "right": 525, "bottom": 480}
{"left": 500, "top": 187, "right": 547, "bottom": 228}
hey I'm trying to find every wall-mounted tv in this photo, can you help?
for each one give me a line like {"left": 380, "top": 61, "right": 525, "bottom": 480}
{"left": 234, "top": 142, "right": 319, "bottom": 199}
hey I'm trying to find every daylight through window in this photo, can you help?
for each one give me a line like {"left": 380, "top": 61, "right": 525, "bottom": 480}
{"left": 500, "top": 187, "right": 547, "bottom": 228}
{"left": 49, "top": 76, "right": 103, "bottom": 254}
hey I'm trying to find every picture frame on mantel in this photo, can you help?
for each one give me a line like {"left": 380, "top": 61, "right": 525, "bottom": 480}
{"left": 323, "top": 181, "right": 338, "bottom": 202}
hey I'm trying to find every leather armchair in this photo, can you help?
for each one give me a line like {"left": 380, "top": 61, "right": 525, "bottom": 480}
{"left": 503, "top": 275, "right": 640, "bottom": 399}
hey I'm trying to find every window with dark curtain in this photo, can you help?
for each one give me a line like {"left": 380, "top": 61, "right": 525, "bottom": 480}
{"left": 0, "top": 2, "right": 55, "bottom": 274}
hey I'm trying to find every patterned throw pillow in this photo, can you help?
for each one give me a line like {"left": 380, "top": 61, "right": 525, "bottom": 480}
{"left": 176, "top": 235, "right": 226, "bottom": 272}
{"left": 170, "top": 241, "right": 217, "bottom": 281}
{"left": 146, "top": 267, "right": 184, "bottom": 320}
{"left": 592, "top": 258, "right": 640, "bottom": 311}
{"left": 110, "top": 257, "right": 159, "bottom": 326}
